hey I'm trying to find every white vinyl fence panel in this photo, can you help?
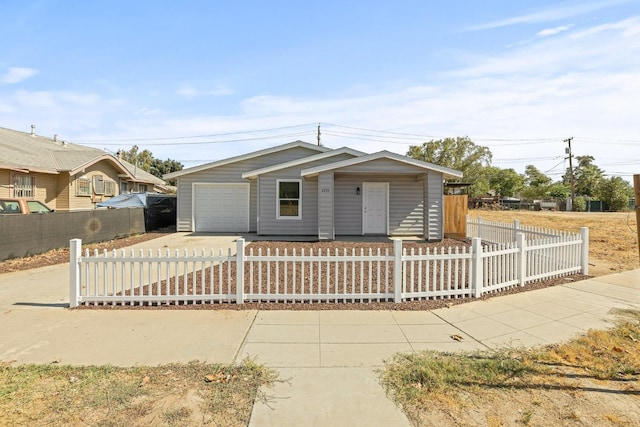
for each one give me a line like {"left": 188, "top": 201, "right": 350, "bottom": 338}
{"left": 70, "top": 219, "right": 589, "bottom": 307}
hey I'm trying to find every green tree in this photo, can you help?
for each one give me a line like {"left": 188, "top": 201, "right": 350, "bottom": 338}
{"left": 521, "top": 165, "right": 553, "bottom": 200}
{"left": 407, "top": 137, "right": 492, "bottom": 197}
{"left": 564, "top": 155, "right": 605, "bottom": 198}
{"left": 118, "top": 146, "right": 183, "bottom": 183}
{"left": 119, "top": 145, "right": 154, "bottom": 172}
{"left": 596, "top": 176, "right": 633, "bottom": 212}
{"left": 486, "top": 167, "right": 524, "bottom": 198}
{"left": 548, "top": 183, "right": 571, "bottom": 200}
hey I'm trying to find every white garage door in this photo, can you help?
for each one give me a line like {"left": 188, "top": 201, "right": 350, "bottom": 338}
{"left": 194, "top": 184, "right": 249, "bottom": 232}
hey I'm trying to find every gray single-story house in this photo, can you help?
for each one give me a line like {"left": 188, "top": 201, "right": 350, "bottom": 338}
{"left": 163, "top": 141, "right": 462, "bottom": 241}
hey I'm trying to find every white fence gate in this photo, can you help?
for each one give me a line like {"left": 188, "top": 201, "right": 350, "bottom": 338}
{"left": 70, "top": 219, "right": 589, "bottom": 307}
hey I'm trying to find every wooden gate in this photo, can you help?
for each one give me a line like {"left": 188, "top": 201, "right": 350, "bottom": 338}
{"left": 444, "top": 195, "right": 468, "bottom": 239}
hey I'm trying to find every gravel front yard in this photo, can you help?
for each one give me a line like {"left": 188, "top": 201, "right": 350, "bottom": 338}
{"left": 83, "top": 239, "right": 589, "bottom": 311}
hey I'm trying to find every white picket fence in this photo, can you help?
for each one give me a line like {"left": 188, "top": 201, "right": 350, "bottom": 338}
{"left": 70, "top": 219, "right": 589, "bottom": 307}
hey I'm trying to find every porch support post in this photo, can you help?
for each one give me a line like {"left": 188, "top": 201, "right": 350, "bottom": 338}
{"left": 393, "top": 239, "right": 403, "bottom": 303}
{"left": 69, "top": 238, "right": 81, "bottom": 308}
{"left": 318, "top": 171, "right": 335, "bottom": 241}
{"left": 236, "top": 238, "right": 245, "bottom": 304}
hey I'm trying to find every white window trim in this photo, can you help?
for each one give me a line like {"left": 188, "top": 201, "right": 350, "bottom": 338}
{"left": 276, "top": 179, "right": 302, "bottom": 220}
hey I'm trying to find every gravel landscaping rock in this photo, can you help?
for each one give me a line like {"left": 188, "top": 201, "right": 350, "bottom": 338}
{"left": 78, "top": 239, "right": 590, "bottom": 311}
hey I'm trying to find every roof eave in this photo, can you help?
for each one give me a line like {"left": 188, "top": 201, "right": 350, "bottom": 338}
{"left": 241, "top": 147, "right": 365, "bottom": 179}
{"left": 164, "top": 140, "right": 329, "bottom": 180}
{"left": 300, "top": 151, "right": 464, "bottom": 178}
{"left": 69, "top": 155, "right": 135, "bottom": 179}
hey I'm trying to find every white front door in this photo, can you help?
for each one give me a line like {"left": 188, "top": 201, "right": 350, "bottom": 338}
{"left": 362, "top": 182, "right": 388, "bottom": 234}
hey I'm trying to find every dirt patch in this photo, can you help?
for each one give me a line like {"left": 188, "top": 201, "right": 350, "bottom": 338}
{"left": 380, "top": 309, "right": 640, "bottom": 426}
{"left": 471, "top": 209, "right": 639, "bottom": 276}
{"left": 0, "top": 232, "right": 169, "bottom": 274}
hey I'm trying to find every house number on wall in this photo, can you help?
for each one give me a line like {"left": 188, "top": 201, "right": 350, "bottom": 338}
{"left": 321, "top": 187, "right": 331, "bottom": 193}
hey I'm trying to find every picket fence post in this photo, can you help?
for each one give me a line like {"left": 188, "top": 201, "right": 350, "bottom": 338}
{"left": 69, "top": 238, "right": 81, "bottom": 308}
{"left": 580, "top": 227, "right": 589, "bottom": 275}
{"left": 471, "top": 237, "right": 482, "bottom": 298}
{"left": 236, "top": 238, "right": 245, "bottom": 304}
{"left": 477, "top": 216, "right": 483, "bottom": 241}
{"left": 393, "top": 239, "right": 403, "bottom": 303}
{"left": 516, "top": 233, "right": 526, "bottom": 286}
{"left": 513, "top": 219, "right": 520, "bottom": 242}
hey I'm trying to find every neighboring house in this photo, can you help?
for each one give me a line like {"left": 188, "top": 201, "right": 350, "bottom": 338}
{"left": 0, "top": 126, "right": 168, "bottom": 211}
{"left": 164, "top": 141, "right": 463, "bottom": 241}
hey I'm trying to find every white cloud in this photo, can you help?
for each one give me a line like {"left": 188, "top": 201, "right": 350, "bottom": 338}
{"left": 1, "top": 67, "right": 38, "bottom": 84}
{"left": 468, "top": 0, "right": 633, "bottom": 31}
{"left": 537, "top": 25, "right": 573, "bottom": 37}
{"left": 176, "top": 84, "right": 234, "bottom": 98}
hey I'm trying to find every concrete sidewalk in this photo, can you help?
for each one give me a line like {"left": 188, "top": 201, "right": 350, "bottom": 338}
{"left": 1, "top": 233, "right": 639, "bottom": 426}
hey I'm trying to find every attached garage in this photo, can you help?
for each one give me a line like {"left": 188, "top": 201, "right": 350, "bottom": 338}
{"left": 192, "top": 183, "right": 249, "bottom": 232}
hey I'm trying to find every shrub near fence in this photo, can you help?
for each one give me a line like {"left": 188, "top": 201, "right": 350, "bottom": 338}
{"left": 70, "top": 218, "right": 589, "bottom": 306}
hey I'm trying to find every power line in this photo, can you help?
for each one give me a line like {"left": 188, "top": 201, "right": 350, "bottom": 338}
{"left": 81, "top": 131, "right": 316, "bottom": 146}
{"left": 75, "top": 123, "right": 318, "bottom": 143}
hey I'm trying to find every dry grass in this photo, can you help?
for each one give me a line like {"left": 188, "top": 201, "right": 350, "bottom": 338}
{"left": 0, "top": 359, "right": 278, "bottom": 427}
{"left": 380, "top": 309, "right": 640, "bottom": 426}
{"left": 470, "top": 209, "right": 639, "bottom": 276}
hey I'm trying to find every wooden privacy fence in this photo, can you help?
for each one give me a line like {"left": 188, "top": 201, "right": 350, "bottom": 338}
{"left": 70, "top": 221, "right": 589, "bottom": 307}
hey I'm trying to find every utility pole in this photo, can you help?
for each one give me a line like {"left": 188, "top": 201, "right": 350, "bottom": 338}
{"left": 634, "top": 174, "right": 640, "bottom": 263}
{"left": 565, "top": 137, "right": 575, "bottom": 211}
{"left": 317, "top": 123, "right": 322, "bottom": 146}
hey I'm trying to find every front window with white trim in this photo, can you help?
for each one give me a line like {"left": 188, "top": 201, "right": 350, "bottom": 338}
{"left": 277, "top": 179, "right": 301, "bottom": 219}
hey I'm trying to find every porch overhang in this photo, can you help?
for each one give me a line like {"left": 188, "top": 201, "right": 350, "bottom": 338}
{"left": 301, "top": 150, "right": 463, "bottom": 179}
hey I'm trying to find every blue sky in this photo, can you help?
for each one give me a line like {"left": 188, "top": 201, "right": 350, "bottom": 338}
{"left": 1, "top": 0, "right": 638, "bottom": 179}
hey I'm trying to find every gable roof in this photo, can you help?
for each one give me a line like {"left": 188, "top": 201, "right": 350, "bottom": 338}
{"left": 241, "top": 147, "right": 365, "bottom": 179}
{"left": 163, "top": 140, "right": 329, "bottom": 180}
{"left": 0, "top": 126, "right": 106, "bottom": 174}
{"left": 301, "top": 150, "right": 464, "bottom": 179}
{"left": 119, "top": 159, "right": 166, "bottom": 185}
{"left": 0, "top": 126, "right": 165, "bottom": 184}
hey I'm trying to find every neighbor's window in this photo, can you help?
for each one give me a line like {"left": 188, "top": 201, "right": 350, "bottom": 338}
{"left": 120, "top": 181, "right": 129, "bottom": 194}
{"left": 104, "top": 181, "right": 116, "bottom": 196}
{"left": 13, "top": 174, "right": 35, "bottom": 198}
{"left": 277, "top": 179, "right": 301, "bottom": 219}
{"left": 93, "top": 175, "right": 105, "bottom": 195}
{"left": 138, "top": 184, "right": 148, "bottom": 193}
{"left": 77, "top": 177, "right": 91, "bottom": 196}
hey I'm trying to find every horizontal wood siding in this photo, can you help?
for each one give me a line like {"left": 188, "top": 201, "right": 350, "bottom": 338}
{"left": 35, "top": 173, "right": 58, "bottom": 209}
{"left": 0, "top": 170, "right": 10, "bottom": 197}
{"left": 425, "top": 172, "right": 444, "bottom": 241}
{"left": 176, "top": 146, "right": 318, "bottom": 232}
{"left": 56, "top": 173, "right": 70, "bottom": 211}
{"left": 69, "top": 161, "right": 121, "bottom": 210}
{"left": 389, "top": 181, "right": 423, "bottom": 235}
{"left": 317, "top": 171, "right": 334, "bottom": 240}
{"left": 334, "top": 174, "right": 424, "bottom": 236}
{"left": 259, "top": 172, "right": 318, "bottom": 235}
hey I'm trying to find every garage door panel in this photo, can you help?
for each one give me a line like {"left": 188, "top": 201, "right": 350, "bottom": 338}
{"left": 194, "top": 184, "right": 249, "bottom": 232}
